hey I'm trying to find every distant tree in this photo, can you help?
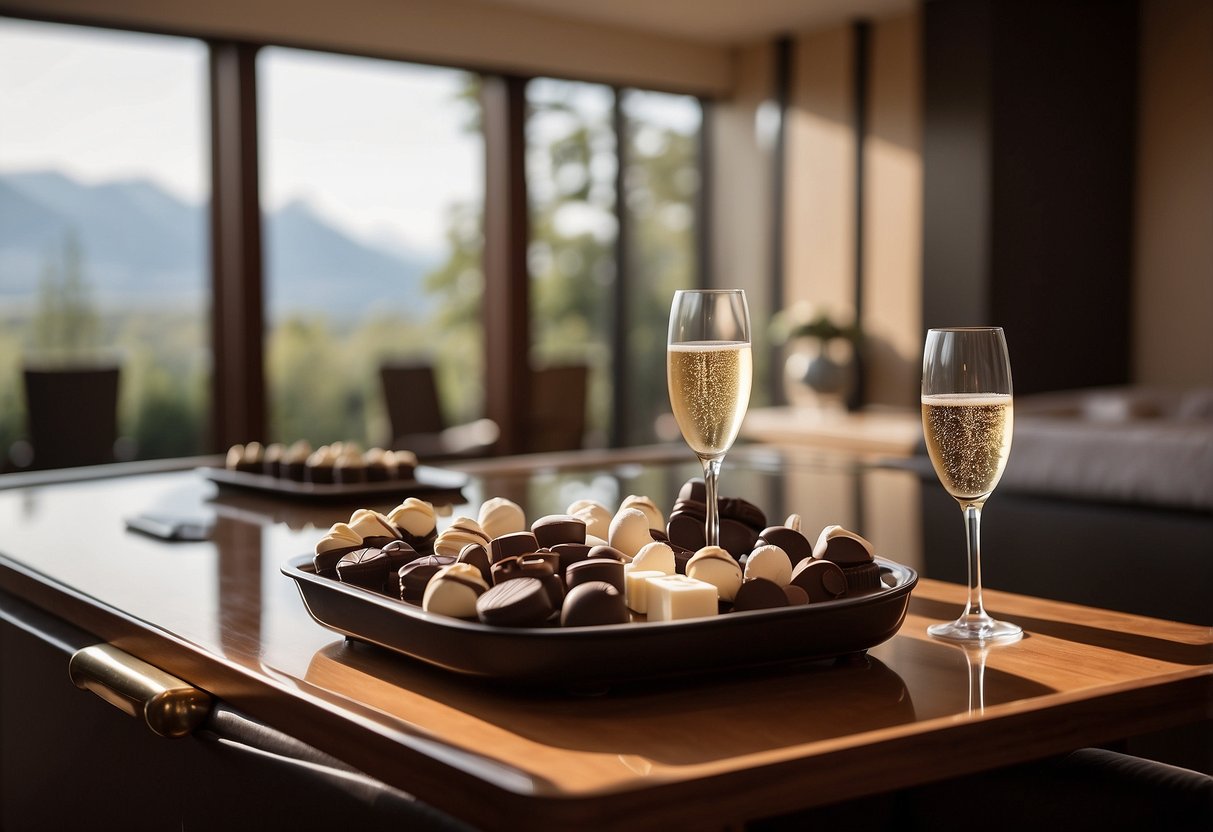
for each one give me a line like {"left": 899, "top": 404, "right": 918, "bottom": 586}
{"left": 31, "top": 229, "right": 99, "bottom": 360}
{"left": 421, "top": 78, "right": 701, "bottom": 446}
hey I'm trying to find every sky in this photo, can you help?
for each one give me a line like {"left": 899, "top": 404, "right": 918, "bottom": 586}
{"left": 0, "top": 19, "right": 209, "bottom": 201}
{"left": 0, "top": 18, "right": 481, "bottom": 257}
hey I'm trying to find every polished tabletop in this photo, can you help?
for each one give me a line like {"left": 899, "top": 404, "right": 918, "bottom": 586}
{"left": 0, "top": 448, "right": 1209, "bottom": 830}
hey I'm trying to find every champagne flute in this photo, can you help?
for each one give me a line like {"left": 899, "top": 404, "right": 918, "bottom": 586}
{"left": 667, "top": 290, "right": 753, "bottom": 548}
{"left": 921, "top": 327, "right": 1021, "bottom": 642}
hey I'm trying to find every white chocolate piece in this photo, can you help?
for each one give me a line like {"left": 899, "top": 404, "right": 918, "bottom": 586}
{"left": 608, "top": 508, "right": 653, "bottom": 558}
{"left": 283, "top": 439, "right": 312, "bottom": 465}
{"left": 624, "top": 569, "right": 666, "bottom": 613}
{"left": 568, "top": 499, "right": 612, "bottom": 539}
{"left": 646, "top": 574, "right": 720, "bottom": 621}
{"left": 631, "top": 541, "right": 676, "bottom": 575}
{"left": 585, "top": 533, "right": 609, "bottom": 548}
{"left": 784, "top": 513, "right": 802, "bottom": 532}
{"left": 306, "top": 445, "right": 337, "bottom": 467}
{"left": 686, "top": 545, "right": 743, "bottom": 602}
{"left": 478, "top": 497, "right": 527, "bottom": 540}
{"left": 225, "top": 445, "right": 243, "bottom": 470}
{"left": 391, "top": 449, "right": 418, "bottom": 468}
{"left": 387, "top": 498, "right": 436, "bottom": 537}
{"left": 434, "top": 516, "right": 490, "bottom": 558}
{"left": 422, "top": 563, "right": 488, "bottom": 618}
{"left": 316, "top": 522, "right": 361, "bottom": 555}
{"left": 744, "top": 544, "right": 792, "bottom": 587}
{"left": 347, "top": 509, "right": 400, "bottom": 543}
{"left": 812, "top": 524, "right": 875, "bottom": 559}
{"left": 619, "top": 495, "right": 664, "bottom": 531}
{"left": 242, "top": 441, "right": 263, "bottom": 464}
{"left": 336, "top": 445, "right": 363, "bottom": 465}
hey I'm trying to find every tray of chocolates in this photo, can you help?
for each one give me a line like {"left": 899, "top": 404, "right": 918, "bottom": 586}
{"left": 282, "top": 482, "right": 917, "bottom": 686}
{"left": 205, "top": 441, "right": 467, "bottom": 500}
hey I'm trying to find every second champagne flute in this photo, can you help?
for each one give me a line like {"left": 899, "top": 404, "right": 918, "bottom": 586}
{"left": 667, "top": 289, "right": 753, "bottom": 548}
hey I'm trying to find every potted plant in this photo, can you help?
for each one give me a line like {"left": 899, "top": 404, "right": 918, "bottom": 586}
{"left": 772, "top": 304, "right": 862, "bottom": 408}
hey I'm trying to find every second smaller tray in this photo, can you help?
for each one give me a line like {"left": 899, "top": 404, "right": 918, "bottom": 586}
{"left": 203, "top": 465, "right": 467, "bottom": 501}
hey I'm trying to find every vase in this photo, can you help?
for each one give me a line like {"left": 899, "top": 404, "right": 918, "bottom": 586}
{"left": 784, "top": 337, "right": 855, "bottom": 409}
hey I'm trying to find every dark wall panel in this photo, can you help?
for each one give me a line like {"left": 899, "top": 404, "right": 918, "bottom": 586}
{"left": 923, "top": 0, "right": 1138, "bottom": 395}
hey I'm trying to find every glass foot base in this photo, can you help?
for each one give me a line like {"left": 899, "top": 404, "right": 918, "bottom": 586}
{"left": 928, "top": 616, "right": 1022, "bottom": 643}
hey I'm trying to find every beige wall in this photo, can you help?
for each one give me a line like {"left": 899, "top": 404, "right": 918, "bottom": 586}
{"left": 709, "top": 42, "right": 778, "bottom": 401}
{"left": 1133, "top": 0, "right": 1213, "bottom": 388}
{"left": 781, "top": 13, "right": 922, "bottom": 408}
{"left": 862, "top": 13, "right": 921, "bottom": 407}
{"left": 785, "top": 26, "right": 855, "bottom": 319}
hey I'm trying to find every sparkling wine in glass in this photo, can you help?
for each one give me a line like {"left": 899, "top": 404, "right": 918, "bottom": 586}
{"left": 667, "top": 290, "right": 753, "bottom": 548}
{"left": 921, "top": 326, "right": 1021, "bottom": 642}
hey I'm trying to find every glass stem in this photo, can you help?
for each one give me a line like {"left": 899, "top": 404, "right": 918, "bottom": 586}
{"left": 961, "top": 500, "right": 988, "bottom": 622}
{"left": 701, "top": 456, "right": 722, "bottom": 548}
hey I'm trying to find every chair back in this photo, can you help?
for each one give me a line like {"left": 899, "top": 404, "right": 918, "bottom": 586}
{"left": 379, "top": 362, "right": 446, "bottom": 442}
{"left": 23, "top": 365, "right": 120, "bottom": 469}
{"left": 525, "top": 364, "right": 588, "bottom": 453}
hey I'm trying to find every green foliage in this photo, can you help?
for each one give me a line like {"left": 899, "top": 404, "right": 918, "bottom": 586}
{"left": 31, "top": 229, "right": 100, "bottom": 360}
{"left": 624, "top": 119, "right": 698, "bottom": 443}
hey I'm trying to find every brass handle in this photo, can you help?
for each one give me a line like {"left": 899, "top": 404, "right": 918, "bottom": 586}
{"left": 68, "top": 644, "right": 212, "bottom": 738}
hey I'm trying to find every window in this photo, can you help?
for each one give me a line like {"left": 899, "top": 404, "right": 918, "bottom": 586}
{"left": 525, "top": 78, "right": 617, "bottom": 447}
{"left": 2, "top": 15, "right": 710, "bottom": 466}
{"left": 0, "top": 18, "right": 209, "bottom": 468}
{"left": 620, "top": 89, "right": 702, "bottom": 445}
{"left": 525, "top": 80, "right": 703, "bottom": 449}
{"left": 259, "top": 48, "right": 484, "bottom": 448}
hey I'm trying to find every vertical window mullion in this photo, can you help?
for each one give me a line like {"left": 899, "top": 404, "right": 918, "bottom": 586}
{"left": 481, "top": 74, "right": 530, "bottom": 455}
{"left": 208, "top": 40, "right": 265, "bottom": 449}
{"left": 769, "top": 36, "right": 793, "bottom": 407}
{"left": 849, "top": 20, "right": 871, "bottom": 412}
{"left": 695, "top": 97, "right": 713, "bottom": 291}
{"left": 610, "top": 88, "right": 629, "bottom": 448}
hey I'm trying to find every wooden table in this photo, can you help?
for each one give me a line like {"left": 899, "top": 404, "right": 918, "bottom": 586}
{"left": 0, "top": 450, "right": 1208, "bottom": 830}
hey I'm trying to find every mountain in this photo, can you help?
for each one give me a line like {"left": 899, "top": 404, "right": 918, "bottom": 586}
{"left": 0, "top": 170, "right": 438, "bottom": 321}
{"left": 265, "top": 199, "right": 436, "bottom": 321}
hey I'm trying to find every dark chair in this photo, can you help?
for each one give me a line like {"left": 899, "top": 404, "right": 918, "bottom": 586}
{"left": 523, "top": 364, "right": 589, "bottom": 453}
{"left": 751, "top": 748, "right": 1212, "bottom": 831}
{"left": 22, "top": 365, "right": 120, "bottom": 470}
{"left": 379, "top": 362, "right": 498, "bottom": 460}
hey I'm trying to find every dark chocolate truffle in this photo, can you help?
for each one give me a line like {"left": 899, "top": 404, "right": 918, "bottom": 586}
{"left": 335, "top": 547, "right": 389, "bottom": 593}
{"left": 552, "top": 542, "right": 593, "bottom": 576}
{"left": 531, "top": 514, "right": 587, "bottom": 548}
{"left": 476, "top": 577, "right": 554, "bottom": 627}
{"left": 566, "top": 557, "right": 625, "bottom": 592}
{"left": 732, "top": 578, "right": 791, "bottom": 611}
{"left": 789, "top": 558, "right": 848, "bottom": 603}
{"left": 560, "top": 581, "right": 628, "bottom": 627}
{"left": 397, "top": 554, "right": 456, "bottom": 603}
{"left": 490, "top": 531, "right": 539, "bottom": 563}
{"left": 756, "top": 526, "right": 813, "bottom": 564}
{"left": 492, "top": 555, "right": 565, "bottom": 608}
{"left": 587, "top": 544, "right": 627, "bottom": 562}
{"left": 457, "top": 543, "right": 493, "bottom": 585}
